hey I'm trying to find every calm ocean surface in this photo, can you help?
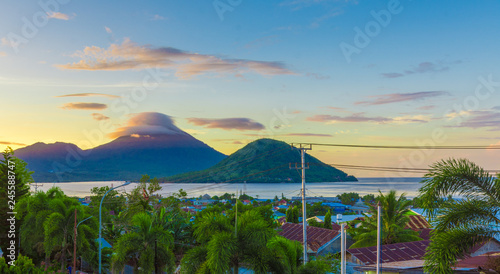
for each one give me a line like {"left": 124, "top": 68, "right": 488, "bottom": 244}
{"left": 33, "top": 177, "right": 424, "bottom": 199}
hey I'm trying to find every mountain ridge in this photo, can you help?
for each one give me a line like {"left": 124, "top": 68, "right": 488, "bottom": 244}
{"left": 163, "top": 138, "right": 357, "bottom": 183}
{"left": 14, "top": 133, "right": 226, "bottom": 182}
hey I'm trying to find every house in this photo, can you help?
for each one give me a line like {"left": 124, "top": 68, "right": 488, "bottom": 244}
{"left": 348, "top": 238, "right": 500, "bottom": 273}
{"left": 350, "top": 199, "right": 370, "bottom": 214}
{"left": 275, "top": 205, "right": 288, "bottom": 211}
{"left": 322, "top": 202, "right": 350, "bottom": 212}
{"left": 348, "top": 240, "right": 430, "bottom": 273}
{"left": 454, "top": 251, "right": 500, "bottom": 272}
{"left": 194, "top": 199, "right": 215, "bottom": 206}
{"left": 277, "top": 199, "right": 288, "bottom": 206}
{"left": 242, "top": 200, "right": 251, "bottom": 205}
{"left": 279, "top": 223, "right": 341, "bottom": 256}
{"left": 291, "top": 196, "right": 341, "bottom": 204}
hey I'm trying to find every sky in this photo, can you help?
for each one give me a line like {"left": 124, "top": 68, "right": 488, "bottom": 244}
{"left": 1, "top": 0, "right": 499, "bottom": 177}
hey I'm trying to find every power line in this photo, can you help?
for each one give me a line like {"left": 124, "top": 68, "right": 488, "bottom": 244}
{"left": 317, "top": 163, "right": 500, "bottom": 174}
{"left": 291, "top": 142, "right": 500, "bottom": 150}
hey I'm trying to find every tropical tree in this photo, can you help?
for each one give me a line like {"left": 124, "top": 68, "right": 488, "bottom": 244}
{"left": 43, "top": 191, "right": 98, "bottom": 271}
{"left": 112, "top": 212, "right": 175, "bottom": 273}
{"left": 286, "top": 206, "right": 300, "bottom": 223}
{"left": 349, "top": 190, "right": 421, "bottom": 248}
{"left": 337, "top": 192, "right": 359, "bottom": 206}
{"left": 15, "top": 187, "right": 98, "bottom": 271}
{"left": 418, "top": 158, "right": 500, "bottom": 273}
{"left": 298, "top": 255, "right": 339, "bottom": 274}
{"left": 181, "top": 209, "right": 276, "bottom": 273}
{"left": 0, "top": 147, "right": 32, "bottom": 253}
{"left": 265, "top": 236, "right": 302, "bottom": 274}
{"left": 324, "top": 210, "right": 332, "bottom": 230}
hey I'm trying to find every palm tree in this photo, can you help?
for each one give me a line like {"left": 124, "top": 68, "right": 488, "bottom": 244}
{"left": 42, "top": 190, "right": 97, "bottom": 272}
{"left": 349, "top": 190, "right": 421, "bottom": 248}
{"left": 265, "top": 236, "right": 302, "bottom": 274}
{"left": 181, "top": 209, "right": 276, "bottom": 273}
{"left": 418, "top": 158, "right": 500, "bottom": 273}
{"left": 112, "top": 212, "right": 175, "bottom": 273}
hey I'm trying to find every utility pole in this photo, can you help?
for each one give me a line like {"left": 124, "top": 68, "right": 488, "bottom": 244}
{"left": 376, "top": 202, "right": 382, "bottom": 274}
{"left": 290, "top": 143, "right": 311, "bottom": 264}
{"left": 73, "top": 209, "right": 77, "bottom": 274}
{"left": 340, "top": 223, "right": 345, "bottom": 274}
{"left": 155, "top": 239, "right": 158, "bottom": 274}
{"left": 30, "top": 182, "right": 43, "bottom": 193}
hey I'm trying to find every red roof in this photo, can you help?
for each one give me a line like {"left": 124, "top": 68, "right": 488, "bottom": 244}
{"left": 418, "top": 228, "right": 433, "bottom": 240}
{"left": 348, "top": 240, "right": 430, "bottom": 265}
{"left": 405, "top": 215, "right": 432, "bottom": 230}
{"left": 279, "top": 223, "right": 340, "bottom": 252}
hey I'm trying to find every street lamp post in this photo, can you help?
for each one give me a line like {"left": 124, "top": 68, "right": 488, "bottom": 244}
{"left": 74, "top": 214, "right": 93, "bottom": 273}
{"left": 99, "top": 181, "right": 131, "bottom": 274}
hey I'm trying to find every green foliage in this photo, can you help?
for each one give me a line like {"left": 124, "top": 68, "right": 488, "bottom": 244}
{"left": 173, "top": 188, "right": 188, "bottom": 199}
{"left": 337, "top": 192, "right": 359, "bottom": 206}
{"left": 113, "top": 212, "right": 175, "bottom": 273}
{"left": 324, "top": 210, "right": 332, "bottom": 229}
{"left": 239, "top": 193, "right": 253, "bottom": 200}
{"left": 307, "top": 218, "right": 323, "bottom": 228}
{"left": 220, "top": 193, "right": 233, "bottom": 200}
{"left": 90, "top": 186, "right": 126, "bottom": 214}
{"left": 362, "top": 194, "right": 375, "bottom": 203}
{"left": 182, "top": 208, "right": 280, "bottom": 273}
{"left": 349, "top": 190, "right": 421, "bottom": 248}
{"left": 14, "top": 187, "right": 98, "bottom": 271}
{"left": 0, "top": 148, "right": 32, "bottom": 254}
{"left": 0, "top": 254, "right": 44, "bottom": 273}
{"left": 266, "top": 236, "right": 302, "bottom": 274}
{"left": 286, "top": 206, "right": 300, "bottom": 223}
{"left": 418, "top": 158, "right": 500, "bottom": 273}
{"left": 298, "top": 255, "right": 339, "bottom": 274}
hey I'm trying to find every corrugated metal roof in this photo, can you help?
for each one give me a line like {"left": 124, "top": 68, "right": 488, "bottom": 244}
{"left": 418, "top": 228, "right": 433, "bottom": 240}
{"left": 405, "top": 215, "right": 431, "bottom": 230}
{"left": 455, "top": 251, "right": 500, "bottom": 268}
{"left": 348, "top": 240, "right": 430, "bottom": 265}
{"left": 279, "top": 223, "right": 340, "bottom": 252}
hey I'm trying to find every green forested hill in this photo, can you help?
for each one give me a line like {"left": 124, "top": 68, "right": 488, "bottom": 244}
{"left": 163, "top": 138, "right": 357, "bottom": 183}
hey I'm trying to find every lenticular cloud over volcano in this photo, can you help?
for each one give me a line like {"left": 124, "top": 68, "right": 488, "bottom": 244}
{"left": 109, "top": 112, "right": 187, "bottom": 138}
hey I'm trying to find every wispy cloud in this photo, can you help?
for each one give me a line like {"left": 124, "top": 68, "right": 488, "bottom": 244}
{"left": 307, "top": 113, "right": 430, "bottom": 124}
{"left": 61, "top": 102, "right": 108, "bottom": 110}
{"left": 323, "top": 106, "right": 351, "bottom": 113}
{"left": 0, "top": 141, "right": 25, "bottom": 146}
{"left": 355, "top": 91, "right": 449, "bottom": 105}
{"left": 187, "top": 117, "right": 265, "bottom": 131}
{"left": 47, "top": 12, "right": 74, "bottom": 20}
{"left": 104, "top": 26, "right": 112, "bottom": 34}
{"left": 0, "top": 52, "right": 6, "bottom": 57}
{"left": 55, "top": 93, "right": 120, "bottom": 99}
{"left": 381, "top": 60, "right": 462, "bottom": 78}
{"left": 418, "top": 105, "right": 436, "bottom": 110}
{"left": 56, "top": 38, "right": 295, "bottom": 79}
{"left": 91, "top": 113, "right": 110, "bottom": 121}
{"left": 448, "top": 110, "right": 500, "bottom": 131}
